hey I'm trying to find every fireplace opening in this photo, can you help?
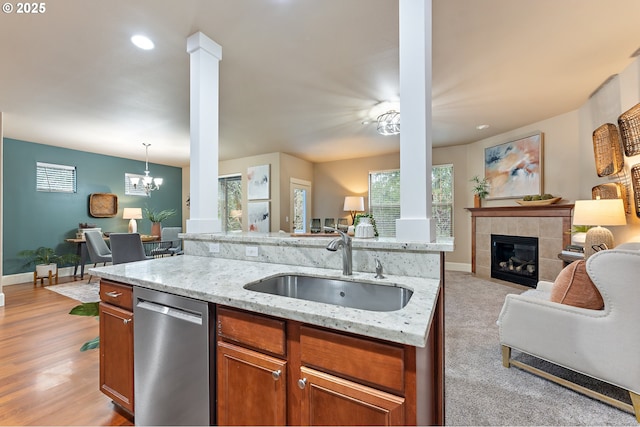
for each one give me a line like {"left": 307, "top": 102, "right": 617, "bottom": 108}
{"left": 491, "top": 234, "right": 539, "bottom": 287}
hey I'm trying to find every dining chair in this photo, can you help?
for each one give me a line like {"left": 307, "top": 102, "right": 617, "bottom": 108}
{"left": 110, "top": 233, "right": 153, "bottom": 265}
{"left": 84, "top": 230, "right": 112, "bottom": 283}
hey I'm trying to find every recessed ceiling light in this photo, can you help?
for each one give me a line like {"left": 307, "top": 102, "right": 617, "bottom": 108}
{"left": 131, "top": 34, "right": 154, "bottom": 50}
{"left": 476, "top": 124, "right": 490, "bottom": 130}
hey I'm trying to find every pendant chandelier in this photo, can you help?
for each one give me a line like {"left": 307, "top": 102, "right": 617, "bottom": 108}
{"left": 130, "top": 143, "right": 163, "bottom": 195}
{"left": 376, "top": 110, "right": 400, "bottom": 135}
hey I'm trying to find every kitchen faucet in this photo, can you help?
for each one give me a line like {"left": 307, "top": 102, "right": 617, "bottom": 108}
{"left": 325, "top": 227, "right": 352, "bottom": 275}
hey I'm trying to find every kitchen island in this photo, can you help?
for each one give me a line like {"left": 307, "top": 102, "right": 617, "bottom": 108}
{"left": 91, "top": 233, "right": 451, "bottom": 426}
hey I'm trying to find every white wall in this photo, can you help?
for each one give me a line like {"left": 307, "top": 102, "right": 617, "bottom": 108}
{"left": 436, "top": 56, "right": 640, "bottom": 270}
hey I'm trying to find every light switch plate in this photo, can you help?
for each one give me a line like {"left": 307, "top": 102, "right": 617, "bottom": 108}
{"left": 245, "top": 246, "right": 259, "bottom": 257}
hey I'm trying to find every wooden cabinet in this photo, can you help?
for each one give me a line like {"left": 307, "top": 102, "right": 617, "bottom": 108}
{"left": 217, "top": 307, "right": 287, "bottom": 426}
{"left": 299, "top": 366, "right": 405, "bottom": 426}
{"left": 217, "top": 341, "right": 287, "bottom": 426}
{"left": 99, "top": 280, "right": 134, "bottom": 415}
{"left": 216, "top": 306, "right": 434, "bottom": 426}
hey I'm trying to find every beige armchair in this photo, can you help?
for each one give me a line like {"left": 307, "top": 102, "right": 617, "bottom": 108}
{"left": 498, "top": 243, "right": 640, "bottom": 421}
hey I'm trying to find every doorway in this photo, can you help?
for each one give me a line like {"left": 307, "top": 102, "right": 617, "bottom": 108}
{"left": 290, "top": 178, "right": 311, "bottom": 234}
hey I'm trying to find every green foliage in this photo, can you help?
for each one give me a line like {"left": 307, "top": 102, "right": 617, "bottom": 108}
{"left": 69, "top": 302, "right": 100, "bottom": 351}
{"left": 69, "top": 301, "right": 99, "bottom": 316}
{"left": 18, "top": 246, "right": 80, "bottom": 268}
{"left": 470, "top": 176, "right": 489, "bottom": 199}
{"left": 143, "top": 206, "right": 176, "bottom": 223}
{"left": 80, "top": 336, "right": 100, "bottom": 352}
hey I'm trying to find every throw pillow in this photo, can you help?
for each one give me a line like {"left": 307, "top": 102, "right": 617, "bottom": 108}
{"left": 549, "top": 260, "right": 604, "bottom": 310}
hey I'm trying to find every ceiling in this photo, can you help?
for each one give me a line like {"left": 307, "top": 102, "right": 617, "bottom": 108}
{"left": 2, "top": 0, "right": 640, "bottom": 167}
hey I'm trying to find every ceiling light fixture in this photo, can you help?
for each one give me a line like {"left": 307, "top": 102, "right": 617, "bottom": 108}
{"left": 376, "top": 110, "right": 400, "bottom": 136}
{"left": 130, "top": 143, "right": 163, "bottom": 195}
{"left": 131, "top": 34, "right": 154, "bottom": 50}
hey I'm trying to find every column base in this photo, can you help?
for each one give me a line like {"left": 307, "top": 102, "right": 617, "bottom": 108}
{"left": 395, "top": 218, "right": 436, "bottom": 242}
{"left": 186, "top": 218, "right": 222, "bottom": 234}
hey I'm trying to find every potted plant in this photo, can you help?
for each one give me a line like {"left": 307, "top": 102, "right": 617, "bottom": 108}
{"left": 143, "top": 207, "right": 176, "bottom": 237}
{"left": 354, "top": 213, "right": 379, "bottom": 237}
{"left": 19, "top": 246, "right": 80, "bottom": 284}
{"left": 470, "top": 175, "right": 489, "bottom": 207}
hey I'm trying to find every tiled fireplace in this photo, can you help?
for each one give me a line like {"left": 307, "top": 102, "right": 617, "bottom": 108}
{"left": 468, "top": 204, "right": 574, "bottom": 284}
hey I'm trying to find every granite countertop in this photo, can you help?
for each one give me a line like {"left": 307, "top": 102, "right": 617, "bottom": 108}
{"left": 90, "top": 255, "right": 441, "bottom": 347}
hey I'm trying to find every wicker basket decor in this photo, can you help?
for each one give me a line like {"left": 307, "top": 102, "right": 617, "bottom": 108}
{"left": 592, "top": 182, "right": 629, "bottom": 214}
{"left": 592, "top": 123, "right": 624, "bottom": 177}
{"left": 632, "top": 164, "right": 640, "bottom": 218}
{"left": 618, "top": 103, "right": 640, "bottom": 157}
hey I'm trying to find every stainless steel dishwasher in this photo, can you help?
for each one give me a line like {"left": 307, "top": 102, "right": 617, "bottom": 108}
{"left": 133, "top": 287, "right": 214, "bottom": 426}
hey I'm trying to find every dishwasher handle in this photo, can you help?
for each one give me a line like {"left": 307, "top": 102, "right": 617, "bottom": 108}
{"left": 136, "top": 299, "right": 203, "bottom": 325}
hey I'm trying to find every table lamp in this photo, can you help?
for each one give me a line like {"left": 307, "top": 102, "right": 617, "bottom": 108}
{"left": 123, "top": 208, "right": 143, "bottom": 233}
{"left": 572, "top": 198, "right": 626, "bottom": 259}
{"left": 343, "top": 196, "right": 364, "bottom": 224}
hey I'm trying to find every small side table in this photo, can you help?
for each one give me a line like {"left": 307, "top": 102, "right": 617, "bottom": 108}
{"left": 557, "top": 252, "right": 584, "bottom": 267}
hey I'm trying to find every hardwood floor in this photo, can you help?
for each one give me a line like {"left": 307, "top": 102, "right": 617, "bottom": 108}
{"left": 0, "top": 279, "right": 133, "bottom": 426}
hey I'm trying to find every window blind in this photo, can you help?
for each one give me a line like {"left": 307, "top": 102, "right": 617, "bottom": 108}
{"left": 36, "top": 162, "right": 76, "bottom": 193}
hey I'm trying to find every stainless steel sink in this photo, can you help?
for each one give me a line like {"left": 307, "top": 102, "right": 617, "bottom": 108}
{"left": 244, "top": 274, "right": 412, "bottom": 312}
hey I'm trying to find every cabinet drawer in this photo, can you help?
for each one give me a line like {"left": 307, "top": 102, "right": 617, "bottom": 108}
{"left": 300, "top": 326, "right": 405, "bottom": 394}
{"left": 217, "top": 307, "right": 286, "bottom": 357}
{"left": 100, "top": 280, "right": 133, "bottom": 310}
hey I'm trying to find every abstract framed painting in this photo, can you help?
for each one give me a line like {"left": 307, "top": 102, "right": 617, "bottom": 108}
{"left": 247, "top": 164, "right": 270, "bottom": 200}
{"left": 248, "top": 201, "right": 270, "bottom": 233}
{"left": 484, "top": 132, "right": 543, "bottom": 199}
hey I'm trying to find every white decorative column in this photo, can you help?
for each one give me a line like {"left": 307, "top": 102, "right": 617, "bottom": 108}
{"left": 395, "top": 0, "right": 436, "bottom": 243}
{"left": 186, "top": 32, "right": 223, "bottom": 233}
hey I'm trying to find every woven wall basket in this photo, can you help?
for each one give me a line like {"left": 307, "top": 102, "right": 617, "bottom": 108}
{"left": 618, "top": 103, "right": 640, "bottom": 157}
{"left": 592, "top": 123, "right": 624, "bottom": 177}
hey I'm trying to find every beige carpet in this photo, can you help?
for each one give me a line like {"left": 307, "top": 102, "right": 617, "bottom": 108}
{"left": 445, "top": 271, "right": 636, "bottom": 425}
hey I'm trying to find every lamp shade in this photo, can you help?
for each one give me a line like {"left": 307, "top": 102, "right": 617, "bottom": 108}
{"left": 343, "top": 196, "right": 364, "bottom": 212}
{"left": 122, "top": 208, "right": 143, "bottom": 220}
{"left": 573, "top": 199, "right": 626, "bottom": 226}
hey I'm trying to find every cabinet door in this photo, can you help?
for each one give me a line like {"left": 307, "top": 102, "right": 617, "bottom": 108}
{"left": 217, "top": 341, "right": 287, "bottom": 426}
{"left": 298, "top": 366, "right": 405, "bottom": 426}
{"left": 99, "top": 302, "right": 134, "bottom": 413}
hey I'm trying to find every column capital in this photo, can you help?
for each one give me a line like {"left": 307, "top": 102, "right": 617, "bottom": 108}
{"left": 187, "top": 31, "right": 222, "bottom": 59}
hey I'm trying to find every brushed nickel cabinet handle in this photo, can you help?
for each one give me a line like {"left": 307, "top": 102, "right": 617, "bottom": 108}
{"left": 297, "top": 378, "right": 307, "bottom": 389}
{"left": 123, "top": 318, "right": 131, "bottom": 325}
{"left": 105, "top": 291, "right": 122, "bottom": 298}
{"left": 272, "top": 370, "right": 281, "bottom": 381}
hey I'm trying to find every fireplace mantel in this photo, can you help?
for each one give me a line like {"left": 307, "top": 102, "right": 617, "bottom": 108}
{"left": 467, "top": 204, "right": 574, "bottom": 218}
{"left": 467, "top": 204, "right": 574, "bottom": 283}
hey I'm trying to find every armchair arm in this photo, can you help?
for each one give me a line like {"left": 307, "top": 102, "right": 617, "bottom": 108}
{"left": 498, "top": 292, "right": 639, "bottom": 393}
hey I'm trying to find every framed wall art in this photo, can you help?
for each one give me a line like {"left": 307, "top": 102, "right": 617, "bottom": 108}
{"left": 484, "top": 132, "right": 543, "bottom": 199}
{"left": 247, "top": 164, "right": 270, "bottom": 200}
{"left": 248, "top": 201, "right": 270, "bottom": 233}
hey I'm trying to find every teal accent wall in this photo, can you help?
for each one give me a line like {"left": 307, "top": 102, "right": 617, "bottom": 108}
{"left": 3, "top": 138, "right": 183, "bottom": 275}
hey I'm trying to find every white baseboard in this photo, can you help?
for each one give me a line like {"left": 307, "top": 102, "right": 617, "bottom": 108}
{"left": 445, "top": 262, "right": 472, "bottom": 272}
{"left": 0, "top": 292, "right": 4, "bottom": 306}
{"left": 2, "top": 266, "right": 79, "bottom": 286}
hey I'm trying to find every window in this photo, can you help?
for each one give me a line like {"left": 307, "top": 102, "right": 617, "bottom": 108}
{"left": 368, "top": 164, "right": 454, "bottom": 238}
{"left": 369, "top": 170, "right": 401, "bottom": 237}
{"left": 432, "top": 164, "right": 454, "bottom": 237}
{"left": 36, "top": 162, "right": 76, "bottom": 193}
{"left": 125, "top": 173, "right": 149, "bottom": 196}
{"left": 219, "top": 175, "right": 242, "bottom": 232}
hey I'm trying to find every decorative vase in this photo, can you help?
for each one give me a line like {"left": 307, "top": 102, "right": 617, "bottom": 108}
{"left": 151, "top": 222, "right": 162, "bottom": 237}
{"left": 474, "top": 194, "right": 481, "bottom": 208}
{"left": 35, "top": 263, "right": 57, "bottom": 278}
